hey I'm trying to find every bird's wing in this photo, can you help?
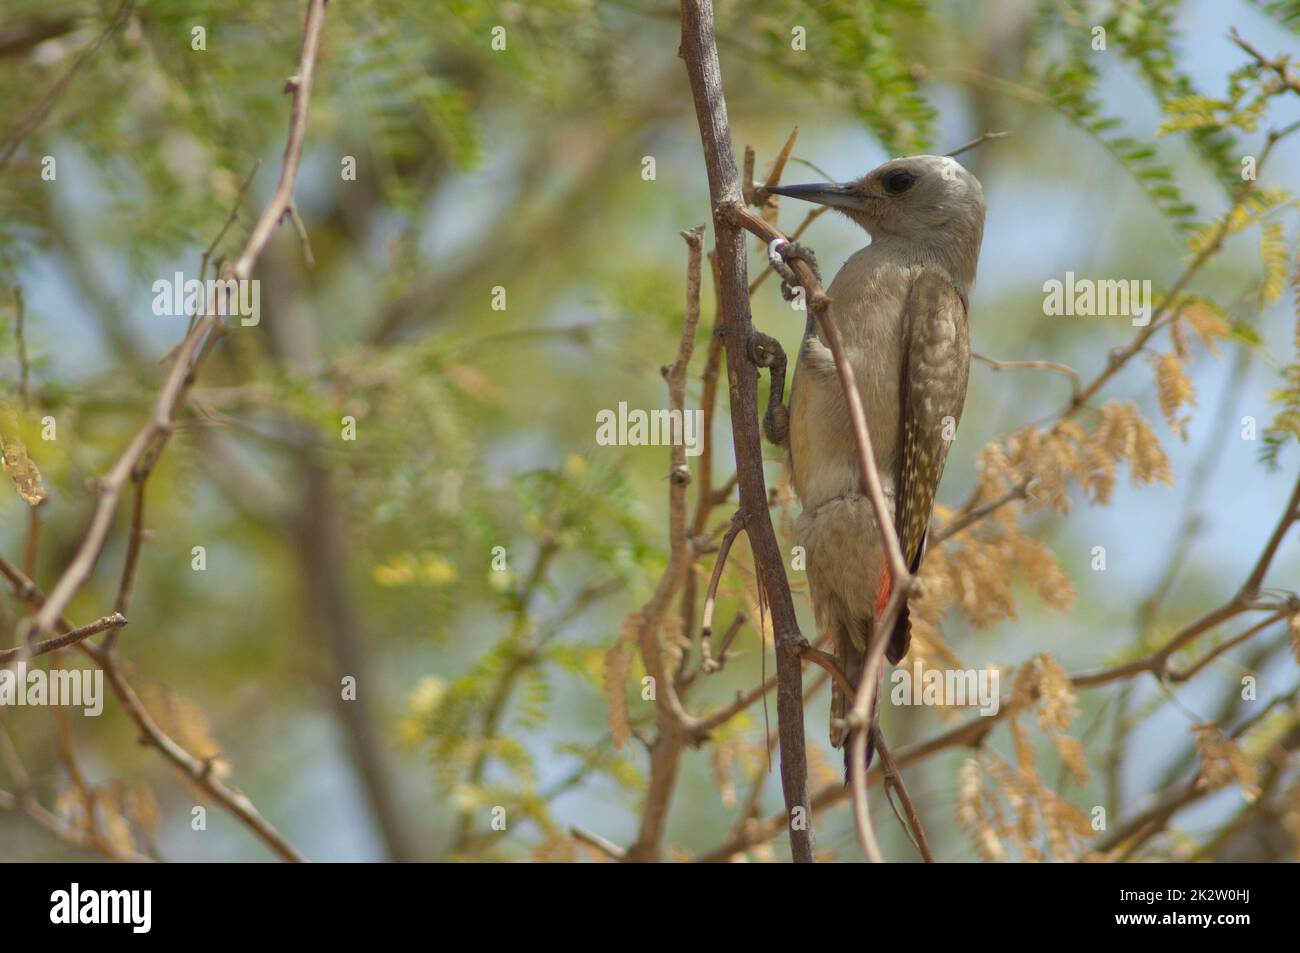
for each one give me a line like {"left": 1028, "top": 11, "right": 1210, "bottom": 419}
{"left": 889, "top": 268, "right": 970, "bottom": 661}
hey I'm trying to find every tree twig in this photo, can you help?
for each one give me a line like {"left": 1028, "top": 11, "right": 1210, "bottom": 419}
{"left": 945, "top": 130, "right": 1011, "bottom": 158}
{"left": 0, "top": 611, "right": 125, "bottom": 664}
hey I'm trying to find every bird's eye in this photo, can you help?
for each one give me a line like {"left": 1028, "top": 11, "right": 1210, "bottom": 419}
{"left": 882, "top": 170, "right": 917, "bottom": 195}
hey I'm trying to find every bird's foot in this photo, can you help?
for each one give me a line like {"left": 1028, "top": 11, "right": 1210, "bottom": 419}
{"left": 769, "top": 240, "right": 823, "bottom": 302}
{"left": 764, "top": 402, "right": 789, "bottom": 448}
{"left": 747, "top": 330, "right": 784, "bottom": 370}
{"left": 748, "top": 331, "right": 789, "bottom": 448}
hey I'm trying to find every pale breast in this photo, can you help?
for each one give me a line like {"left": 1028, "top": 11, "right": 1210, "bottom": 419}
{"left": 789, "top": 247, "right": 915, "bottom": 511}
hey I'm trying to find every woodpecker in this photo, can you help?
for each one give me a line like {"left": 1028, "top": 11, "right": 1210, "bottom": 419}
{"left": 766, "top": 154, "right": 985, "bottom": 772}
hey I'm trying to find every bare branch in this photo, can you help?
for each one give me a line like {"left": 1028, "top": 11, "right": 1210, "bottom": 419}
{"left": 0, "top": 612, "right": 125, "bottom": 664}
{"left": 679, "top": 0, "right": 815, "bottom": 863}
{"left": 972, "top": 351, "right": 1081, "bottom": 401}
{"left": 945, "top": 130, "right": 1011, "bottom": 157}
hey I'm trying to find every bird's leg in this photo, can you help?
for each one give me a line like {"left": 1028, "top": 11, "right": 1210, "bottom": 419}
{"left": 802, "top": 309, "right": 819, "bottom": 341}
{"left": 748, "top": 330, "right": 788, "bottom": 447}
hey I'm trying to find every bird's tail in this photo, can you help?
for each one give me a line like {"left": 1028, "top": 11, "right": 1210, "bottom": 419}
{"left": 878, "top": 562, "right": 912, "bottom": 666}
{"left": 839, "top": 668, "right": 882, "bottom": 781}
{"left": 829, "top": 624, "right": 881, "bottom": 780}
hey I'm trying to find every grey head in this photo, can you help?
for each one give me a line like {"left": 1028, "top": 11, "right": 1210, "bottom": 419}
{"left": 768, "top": 155, "right": 985, "bottom": 288}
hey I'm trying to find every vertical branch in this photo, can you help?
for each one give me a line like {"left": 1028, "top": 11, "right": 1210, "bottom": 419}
{"left": 678, "top": 0, "right": 814, "bottom": 863}
{"left": 625, "top": 226, "right": 707, "bottom": 863}
{"left": 232, "top": 0, "right": 328, "bottom": 280}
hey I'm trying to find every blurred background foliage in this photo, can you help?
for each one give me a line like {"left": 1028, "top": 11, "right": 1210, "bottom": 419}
{"left": 0, "top": 0, "right": 1298, "bottom": 861}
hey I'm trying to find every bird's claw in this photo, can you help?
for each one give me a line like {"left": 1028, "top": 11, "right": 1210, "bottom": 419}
{"left": 770, "top": 240, "right": 822, "bottom": 302}
{"left": 747, "top": 330, "right": 783, "bottom": 369}
{"left": 748, "top": 331, "right": 789, "bottom": 448}
{"left": 764, "top": 401, "right": 789, "bottom": 448}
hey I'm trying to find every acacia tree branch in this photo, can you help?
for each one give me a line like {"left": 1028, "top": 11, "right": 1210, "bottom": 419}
{"left": 623, "top": 226, "right": 709, "bottom": 862}
{"left": 932, "top": 479, "right": 1031, "bottom": 544}
{"left": 27, "top": 0, "right": 327, "bottom": 641}
{"left": 945, "top": 130, "right": 1011, "bottom": 157}
{"left": 1165, "top": 612, "right": 1287, "bottom": 683}
{"left": 1230, "top": 30, "right": 1300, "bottom": 97}
{"left": 232, "top": 0, "right": 328, "bottom": 279}
{"left": 873, "top": 727, "right": 934, "bottom": 863}
{"left": 0, "top": 0, "right": 329, "bottom": 864}
{"left": 972, "top": 351, "right": 1081, "bottom": 402}
{"left": 1239, "top": 470, "right": 1300, "bottom": 597}
{"left": 679, "top": 0, "right": 814, "bottom": 863}
{"left": 1074, "top": 471, "right": 1300, "bottom": 687}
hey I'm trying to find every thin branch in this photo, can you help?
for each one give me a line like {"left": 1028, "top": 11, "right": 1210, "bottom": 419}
{"left": 570, "top": 825, "right": 628, "bottom": 861}
{"left": 972, "top": 351, "right": 1081, "bottom": 402}
{"left": 1239, "top": 471, "right": 1300, "bottom": 598}
{"left": 29, "top": 0, "right": 329, "bottom": 644}
{"left": 110, "top": 475, "right": 146, "bottom": 628}
{"left": 199, "top": 160, "right": 261, "bottom": 282}
{"left": 700, "top": 511, "right": 745, "bottom": 645}
{"left": 945, "top": 130, "right": 1011, "bottom": 157}
{"left": 0, "top": 611, "right": 125, "bottom": 663}
{"left": 624, "top": 224, "right": 711, "bottom": 862}
{"left": 873, "top": 727, "right": 934, "bottom": 863}
{"left": 232, "top": 0, "right": 328, "bottom": 280}
{"left": 1230, "top": 30, "right": 1300, "bottom": 96}
{"left": 1165, "top": 612, "right": 1287, "bottom": 682}
{"left": 932, "top": 479, "right": 1030, "bottom": 544}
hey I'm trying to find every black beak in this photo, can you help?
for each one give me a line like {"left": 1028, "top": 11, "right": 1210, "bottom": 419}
{"left": 765, "top": 182, "right": 863, "bottom": 210}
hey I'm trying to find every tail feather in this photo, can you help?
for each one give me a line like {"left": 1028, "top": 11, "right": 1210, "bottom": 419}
{"left": 887, "top": 603, "right": 911, "bottom": 665}
{"left": 878, "top": 565, "right": 911, "bottom": 665}
{"left": 841, "top": 674, "right": 880, "bottom": 780}
{"left": 830, "top": 622, "right": 882, "bottom": 781}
